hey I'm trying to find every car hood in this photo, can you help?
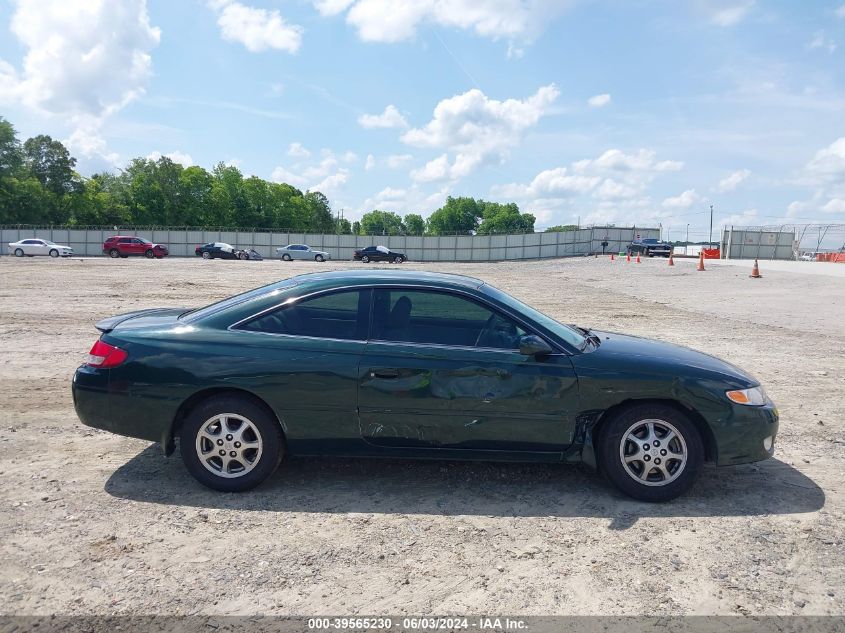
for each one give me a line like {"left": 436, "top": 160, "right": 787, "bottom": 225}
{"left": 585, "top": 329, "right": 757, "bottom": 385}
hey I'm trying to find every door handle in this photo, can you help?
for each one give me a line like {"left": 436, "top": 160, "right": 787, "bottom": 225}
{"left": 370, "top": 369, "right": 399, "bottom": 379}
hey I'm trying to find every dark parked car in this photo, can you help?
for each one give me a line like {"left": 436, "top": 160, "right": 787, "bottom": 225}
{"left": 104, "top": 236, "right": 168, "bottom": 259}
{"left": 627, "top": 238, "right": 672, "bottom": 257}
{"left": 195, "top": 242, "right": 262, "bottom": 260}
{"left": 353, "top": 245, "right": 406, "bottom": 263}
{"left": 72, "top": 270, "right": 778, "bottom": 502}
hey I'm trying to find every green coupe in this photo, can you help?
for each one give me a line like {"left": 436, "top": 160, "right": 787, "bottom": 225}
{"left": 72, "top": 270, "right": 778, "bottom": 502}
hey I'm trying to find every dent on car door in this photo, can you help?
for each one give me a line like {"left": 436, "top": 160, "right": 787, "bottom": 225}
{"left": 231, "top": 288, "right": 371, "bottom": 454}
{"left": 358, "top": 288, "right": 579, "bottom": 453}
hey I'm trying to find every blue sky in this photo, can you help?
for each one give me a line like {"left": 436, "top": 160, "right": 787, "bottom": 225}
{"left": 1, "top": 0, "right": 844, "bottom": 239}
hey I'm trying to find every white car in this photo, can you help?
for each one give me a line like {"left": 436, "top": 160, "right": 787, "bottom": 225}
{"left": 8, "top": 238, "right": 74, "bottom": 258}
{"left": 276, "top": 244, "right": 331, "bottom": 262}
{"left": 799, "top": 252, "right": 816, "bottom": 261}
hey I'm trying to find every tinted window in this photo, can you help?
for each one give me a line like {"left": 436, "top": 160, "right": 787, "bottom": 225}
{"left": 119, "top": 238, "right": 132, "bottom": 243}
{"left": 372, "top": 289, "right": 525, "bottom": 349}
{"left": 239, "top": 290, "right": 368, "bottom": 340}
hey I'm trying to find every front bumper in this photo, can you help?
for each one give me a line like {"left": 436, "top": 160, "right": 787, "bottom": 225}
{"left": 714, "top": 402, "right": 779, "bottom": 465}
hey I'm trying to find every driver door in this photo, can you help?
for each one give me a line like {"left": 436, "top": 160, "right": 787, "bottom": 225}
{"left": 358, "top": 288, "right": 579, "bottom": 453}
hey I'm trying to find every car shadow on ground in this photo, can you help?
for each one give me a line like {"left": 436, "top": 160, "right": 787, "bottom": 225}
{"left": 104, "top": 445, "right": 824, "bottom": 529}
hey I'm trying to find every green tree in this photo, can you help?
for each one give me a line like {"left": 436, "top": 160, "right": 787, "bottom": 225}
{"left": 22, "top": 135, "right": 78, "bottom": 197}
{"left": 0, "top": 117, "right": 23, "bottom": 178}
{"left": 335, "top": 217, "right": 352, "bottom": 234}
{"left": 476, "top": 201, "right": 534, "bottom": 234}
{"left": 404, "top": 213, "right": 425, "bottom": 236}
{"left": 360, "top": 209, "right": 405, "bottom": 235}
{"left": 352, "top": 220, "right": 361, "bottom": 235}
{"left": 545, "top": 224, "right": 579, "bottom": 232}
{"left": 427, "top": 196, "right": 479, "bottom": 235}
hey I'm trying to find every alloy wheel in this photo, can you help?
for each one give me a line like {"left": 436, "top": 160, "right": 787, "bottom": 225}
{"left": 195, "top": 413, "right": 264, "bottom": 479}
{"left": 619, "top": 418, "right": 687, "bottom": 487}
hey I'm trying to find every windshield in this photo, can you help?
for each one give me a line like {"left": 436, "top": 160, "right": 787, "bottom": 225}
{"left": 181, "top": 278, "right": 300, "bottom": 322}
{"left": 641, "top": 238, "right": 659, "bottom": 244}
{"left": 481, "top": 285, "right": 587, "bottom": 349}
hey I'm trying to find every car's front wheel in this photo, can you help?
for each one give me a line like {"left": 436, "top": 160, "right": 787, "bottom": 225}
{"left": 315, "top": 254, "right": 325, "bottom": 262}
{"left": 180, "top": 395, "right": 284, "bottom": 492}
{"left": 49, "top": 249, "right": 59, "bottom": 258}
{"left": 394, "top": 255, "right": 405, "bottom": 263}
{"left": 145, "top": 249, "right": 155, "bottom": 258}
{"left": 598, "top": 403, "right": 703, "bottom": 502}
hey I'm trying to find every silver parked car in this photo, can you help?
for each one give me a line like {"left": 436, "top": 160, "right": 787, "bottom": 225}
{"left": 8, "top": 238, "right": 74, "bottom": 258}
{"left": 276, "top": 244, "right": 331, "bottom": 262}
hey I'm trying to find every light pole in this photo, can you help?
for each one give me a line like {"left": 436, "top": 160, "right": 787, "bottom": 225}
{"left": 709, "top": 205, "right": 714, "bottom": 250}
{"left": 686, "top": 223, "right": 690, "bottom": 255}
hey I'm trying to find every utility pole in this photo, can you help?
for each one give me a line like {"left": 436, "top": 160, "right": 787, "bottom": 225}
{"left": 709, "top": 204, "right": 714, "bottom": 249}
{"left": 686, "top": 223, "right": 690, "bottom": 255}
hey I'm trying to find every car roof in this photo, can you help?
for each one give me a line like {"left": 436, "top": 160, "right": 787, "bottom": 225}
{"left": 289, "top": 269, "right": 483, "bottom": 290}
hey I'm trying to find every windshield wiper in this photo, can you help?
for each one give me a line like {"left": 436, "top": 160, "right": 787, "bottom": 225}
{"left": 571, "top": 325, "right": 601, "bottom": 350}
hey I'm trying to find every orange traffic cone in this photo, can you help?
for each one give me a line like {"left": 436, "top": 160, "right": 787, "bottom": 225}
{"left": 697, "top": 251, "right": 705, "bottom": 271}
{"left": 750, "top": 258, "right": 762, "bottom": 278}
{"left": 626, "top": 253, "right": 631, "bottom": 262}
{"left": 668, "top": 254, "right": 674, "bottom": 266}
{"left": 635, "top": 254, "right": 641, "bottom": 263}
{"left": 610, "top": 253, "right": 615, "bottom": 261}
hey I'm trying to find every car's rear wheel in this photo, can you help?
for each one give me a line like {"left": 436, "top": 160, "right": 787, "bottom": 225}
{"left": 145, "top": 249, "right": 154, "bottom": 258}
{"left": 49, "top": 249, "right": 59, "bottom": 258}
{"left": 598, "top": 403, "right": 703, "bottom": 502}
{"left": 282, "top": 253, "right": 291, "bottom": 261}
{"left": 109, "top": 249, "right": 120, "bottom": 258}
{"left": 315, "top": 254, "right": 324, "bottom": 262}
{"left": 14, "top": 248, "right": 23, "bottom": 257}
{"left": 180, "top": 395, "right": 284, "bottom": 492}
{"left": 201, "top": 251, "right": 211, "bottom": 259}
{"left": 361, "top": 255, "right": 370, "bottom": 263}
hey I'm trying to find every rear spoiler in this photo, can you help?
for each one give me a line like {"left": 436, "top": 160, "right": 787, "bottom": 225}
{"left": 95, "top": 308, "right": 185, "bottom": 333}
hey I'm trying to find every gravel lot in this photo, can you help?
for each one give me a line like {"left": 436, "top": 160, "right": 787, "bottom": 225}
{"left": 1, "top": 255, "right": 843, "bottom": 616}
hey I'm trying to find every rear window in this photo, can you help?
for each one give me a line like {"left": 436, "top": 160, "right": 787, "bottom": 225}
{"left": 181, "top": 279, "right": 300, "bottom": 323}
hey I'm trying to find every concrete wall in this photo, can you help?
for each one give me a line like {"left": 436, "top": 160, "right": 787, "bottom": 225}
{"left": 2, "top": 226, "right": 660, "bottom": 261}
{"left": 720, "top": 227, "right": 797, "bottom": 260}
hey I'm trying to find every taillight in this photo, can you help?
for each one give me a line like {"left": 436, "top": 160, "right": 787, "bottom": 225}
{"left": 86, "top": 340, "right": 128, "bottom": 368}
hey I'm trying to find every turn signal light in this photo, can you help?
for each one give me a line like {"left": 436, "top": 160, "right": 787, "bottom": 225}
{"left": 86, "top": 340, "right": 128, "bottom": 368}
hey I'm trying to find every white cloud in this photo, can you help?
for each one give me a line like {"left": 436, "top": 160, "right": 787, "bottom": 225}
{"left": 718, "top": 208, "right": 759, "bottom": 227}
{"left": 573, "top": 149, "right": 684, "bottom": 174}
{"left": 593, "top": 178, "right": 641, "bottom": 200}
{"left": 837, "top": 4, "right": 845, "bottom": 18}
{"left": 492, "top": 167, "right": 599, "bottom": 198}
{"left": 365, "top": 154, "right": 376, "bottom": 170}
{"left": 809, "top": 31, "right": 837, "bottom": 54}
{"left": 0, "top": 0, "right": 161, "bottom": 162}
{"left": 146, "top": 150, "right": 195, "bottom": 166}
{"left": 272, "top": 149, "right": 351, "bottom": 193}
{"left": 402, "top": 84, "right": 559, "bottom": 181}
{"left": 699, "top": 1, "right": 754, "bottom": 27}
{"left": 714, "top": 168, "right": 751, "bottom": 192}
{"left": 288, "top": 142, "right": 311, "bottom": 158}
{"left": 587, "top": 93, "right": 611, "bottom": 108}
{"left": 802, "top": 137, "right": 845, "bottom": 185}
{"left": 358, "top": 184, "right": 450, "bottom": 216}
{"left": 210, "top": 1, "right": 303, "bottom": 53}
{"left": 662, "top": 189, "right": 701, "bottom": 209}
{"left": 358, "top": 104, "right": 408, "bottom": 129}
{"left": 325, "top": 0, "right": 574, "bottom": 46}
{"left": 386, "top": 154, "right": 414, "bottom": 168}
{"left": 821, "top": 198, "right": 845, "bottom": 214}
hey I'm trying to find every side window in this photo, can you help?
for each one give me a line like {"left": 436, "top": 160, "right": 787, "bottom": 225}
{"left": 119, "top": 238, "right": 131, "bottom": 244}
{"left": 238, "top": 290, "right": 368, "bottom": 340}
{"left": 372, "top": 289, "right": 526, "bottom": 349}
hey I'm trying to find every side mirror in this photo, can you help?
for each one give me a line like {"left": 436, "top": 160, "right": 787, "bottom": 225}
{"left": 519, "top": 334, "right": 553, "bottom": 357}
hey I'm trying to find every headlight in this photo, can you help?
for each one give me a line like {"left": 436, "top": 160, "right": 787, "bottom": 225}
{"left": 726, "top": 386, "right": 768, "bottom": 406}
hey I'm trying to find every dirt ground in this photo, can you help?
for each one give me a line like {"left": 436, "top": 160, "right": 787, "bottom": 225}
{"left": 1, "top": 255, "right": 843, "bottom": 617}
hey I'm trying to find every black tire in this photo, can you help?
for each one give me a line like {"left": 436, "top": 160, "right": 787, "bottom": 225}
{"left": 14, "top": 248, "right": 23, "bottom": 257}
{"left": 238, "top": 251, "right": 249, "bottom": 260}
{"left": 180, "top": 395, "right": 284, "bottom": 492}
{"left": 361, "top": 255, "right": 370, "bottom": 263}
{"left": 201, "top": 251, "right": 211, "bottom": 259}
{"left": 315, "top": 254, "right": 324, "bottom": 262}
{"left": 394, "top": 255, "right": 404, "bottom": 263}
{"left": 49, "top": 249, "right": 59, "bottom": 258}
{"left": 598, "top": 403, "right": 703, "bottom": 502}
{"left": 109, "top": 249, "right": 120, "bottom": 258}
{"left": 145, "top": 249, "right": 154, "bottom": 258}
{"left": 282, "top": 253, "right": 291, "bottom": 261}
